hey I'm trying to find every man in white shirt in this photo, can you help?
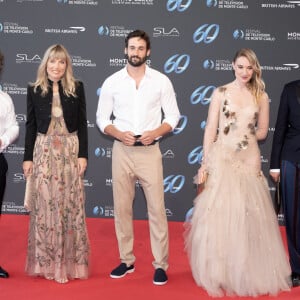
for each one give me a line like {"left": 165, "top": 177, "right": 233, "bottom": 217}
{"left": 0, "top": 50, "right": 19, "bottom": 278}
{"left": 96, "top": 30, "right": 180, "bottom": 285}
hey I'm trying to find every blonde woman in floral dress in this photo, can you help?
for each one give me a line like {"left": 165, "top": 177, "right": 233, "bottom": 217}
{"left": 185, "top": 48, "right": 291, "bottom": 297}
{"left": 23, "top": 44, "right": 90, "bottom": 284}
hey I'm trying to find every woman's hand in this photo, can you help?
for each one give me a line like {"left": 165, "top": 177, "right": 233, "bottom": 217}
{"left": 23, "top": 161, "right": 33, "bottom": 178}
{"left": 78, "top": 157, "right": 87, "bottom": 176}
{"left": 197, "top": 166, "right": 208, "bottom": 184}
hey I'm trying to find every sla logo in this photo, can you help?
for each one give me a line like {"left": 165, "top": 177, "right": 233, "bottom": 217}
{"left": 98, "top": 26, "right": 109, "bottom": 36}
{"left": 16, "top": 54, "right": 41, "bottom": 63}
{"left": 164, "top": 54, "right": 190, "bottom": 74}
{"left": 190, "top": 85, "right": 216, "bottom": 105}
{"left": 188, "top": 146, "right": 203, "bottom": 165}
{"left": 233, "top": 29, "right": 244, "bottom": 39}
{"left": 173, "top": 115, "right": 187, "bottom": 135}
{"left": 153, "top": 27, "right": 179, "bottom": 37}
{"left": 164, "top": 175, "right": 185, "bottom": 193}
{"left": 193, "top": 24, "right": 220, "bottom": 44}
{"left": 166, "top": 0, "right": 192, "bottom": 12}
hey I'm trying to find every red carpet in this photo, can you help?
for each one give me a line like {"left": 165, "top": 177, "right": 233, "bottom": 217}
{"left": 0, "top": 215, "right": 298, "bottom": 300}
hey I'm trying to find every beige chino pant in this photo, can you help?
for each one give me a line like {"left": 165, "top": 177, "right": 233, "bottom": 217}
{"left": 112, "top": 141, "right": 169, "bottom": 270}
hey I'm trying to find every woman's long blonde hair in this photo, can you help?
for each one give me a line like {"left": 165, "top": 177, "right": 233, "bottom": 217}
{"left": 233, "top": 48, "right": 265, "bottom": 104}
{"left": 32, "top": 44, "right": 76, "bottom": 97}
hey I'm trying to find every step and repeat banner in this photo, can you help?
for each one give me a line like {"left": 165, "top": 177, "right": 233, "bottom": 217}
{"left": 0, "top": 0, "right": 299, "bottom": 222}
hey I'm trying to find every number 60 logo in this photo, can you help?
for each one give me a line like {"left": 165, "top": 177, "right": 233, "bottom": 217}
{"left": 193, "top": 24, "right": 220, "bottom": 44}
{"left": 164, "top": 54, "right": 190, "bottom": 74}
{"left": 164, "top": 175, "right": 185, "bottom": 193}
{"left": 166, "top": 0, "right": 193, "bottom": 12}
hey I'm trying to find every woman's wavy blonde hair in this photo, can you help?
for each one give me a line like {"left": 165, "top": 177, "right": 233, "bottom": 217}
{"left": 233, "top": 48, "right": 265, "bottom": 104}
{"left": 32, "top": 44, "right": 76, "bottom": 97}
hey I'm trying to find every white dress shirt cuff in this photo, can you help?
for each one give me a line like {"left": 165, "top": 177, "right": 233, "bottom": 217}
{"left": 269, "top": 169, "right": 280, "bottom": 173}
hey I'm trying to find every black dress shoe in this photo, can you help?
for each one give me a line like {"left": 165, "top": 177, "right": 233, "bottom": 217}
{"left": 292, "top": 272, "right": 300, "bottom": 287}
{"left": 0, "top": 266, "right": 9, "bottom": 278}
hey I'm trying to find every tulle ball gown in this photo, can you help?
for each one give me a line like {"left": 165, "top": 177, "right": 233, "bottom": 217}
{"left": 185, "top": 88, "right": 291, "bottom": 297}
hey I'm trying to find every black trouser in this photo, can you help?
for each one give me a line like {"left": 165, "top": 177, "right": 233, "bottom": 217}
{"left": 281, "top": 160, "right": 300, "bottom": 274}
{"left": 0, "top": 153, "right": 8, "bottom": 214}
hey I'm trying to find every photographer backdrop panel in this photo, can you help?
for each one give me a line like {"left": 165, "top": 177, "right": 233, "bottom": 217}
{"left": 0, "top": 0, "right": 299, "bottom": 223}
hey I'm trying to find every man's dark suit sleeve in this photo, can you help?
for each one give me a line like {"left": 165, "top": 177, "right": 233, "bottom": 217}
{"left": 270, "top": 85, "right": 289, "bottom": 169}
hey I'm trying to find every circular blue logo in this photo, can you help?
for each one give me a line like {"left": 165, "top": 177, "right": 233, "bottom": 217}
{"left": 203, "top": 59, "right": 215, "bottom": 70}
{"left": 95, "top": 147, "right": 105, "bottom": 157}
{"left": 96, "top": 87, "right": 101, "bottom": 97}
{"left": 200, "top": 120, "right": 206, "bottom": 129}
{"left": 233, "top": 29, "right": 244, "bottom": 39}
{"left": 98, "top": 26, "right": 109, "bottom": 36}
{"left": 93, "top": 206, "right": 104, "bottom": 216}
{"left": 206, "top": 0, "right": 218, "bottom": 7}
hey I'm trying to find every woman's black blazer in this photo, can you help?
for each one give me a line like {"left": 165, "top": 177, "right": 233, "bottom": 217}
{"left": 24, "top": 80, "right": 88, "bottom": 161}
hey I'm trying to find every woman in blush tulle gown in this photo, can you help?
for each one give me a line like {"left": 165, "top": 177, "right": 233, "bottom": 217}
{"left": 185, "top": 48, "right": 291, "bottom": 297}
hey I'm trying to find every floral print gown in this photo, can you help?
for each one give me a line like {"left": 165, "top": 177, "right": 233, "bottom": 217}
{"left": 185, "top": 87, "right": 291, "bottom": 297}
{"left": 25, "top": 92, "right": 90, "bottom": 281}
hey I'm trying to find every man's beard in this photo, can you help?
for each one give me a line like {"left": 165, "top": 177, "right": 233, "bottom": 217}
{"left": 126, "top": 54, "right": 148, "bottom": 67}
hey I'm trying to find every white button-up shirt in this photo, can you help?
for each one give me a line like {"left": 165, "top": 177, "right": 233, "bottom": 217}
{"left": 96, "top": 66, "right": 180, "bottom": 135}
{"left": 0, "top": 91, "right": 19, "bottom": 152}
